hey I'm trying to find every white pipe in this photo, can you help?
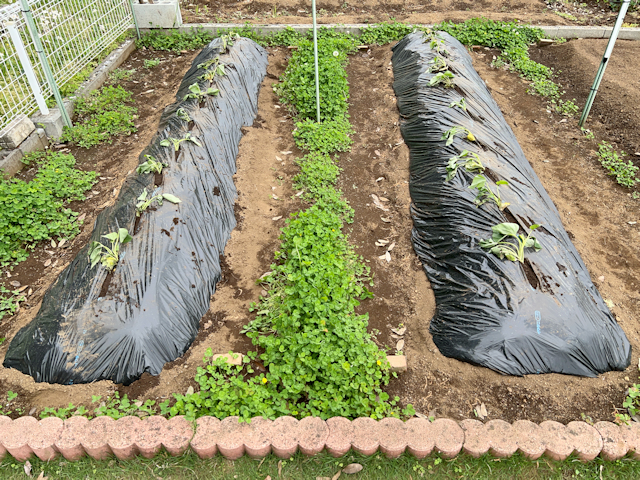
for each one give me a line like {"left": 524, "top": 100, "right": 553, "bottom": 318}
{"left": 311, "top": 0, "right": 320, "bottom": 123}
{"left": 6, "top": 21, "right": 49, "bottom": 116}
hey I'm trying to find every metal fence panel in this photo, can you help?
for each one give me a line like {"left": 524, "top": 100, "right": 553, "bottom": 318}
{"left": 0, "top": 0, "right": 133, "bottom": 132}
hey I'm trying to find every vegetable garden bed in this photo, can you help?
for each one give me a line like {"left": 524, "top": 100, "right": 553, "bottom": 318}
{"left": 0, "top": 26, "right": 639, "bottom": 426}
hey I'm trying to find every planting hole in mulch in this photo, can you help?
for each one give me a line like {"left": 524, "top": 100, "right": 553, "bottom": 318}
{"left": 0, "top": 38, "right": 639, "bottom": 424}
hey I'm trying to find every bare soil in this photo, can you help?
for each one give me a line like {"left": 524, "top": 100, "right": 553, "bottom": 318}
{"left": 1, "top": 38, "right": 640, "bottom": 425}
{"left": 181, "top": 0, "right": 640, "bottom": 26}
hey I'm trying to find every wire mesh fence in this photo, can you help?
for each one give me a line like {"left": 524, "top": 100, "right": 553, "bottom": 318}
{"left": 0, "top": 0, "right": 133, "bottom": 132}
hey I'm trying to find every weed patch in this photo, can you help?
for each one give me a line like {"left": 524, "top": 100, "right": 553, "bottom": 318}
{"left": 597, "top": 141, "right": 639, "bottom": 190}
{"left": 60, "top": 85, "right": 137, "bottom": 148}
{"left": 0, "top": 151, "right": 96, "bottom": 267}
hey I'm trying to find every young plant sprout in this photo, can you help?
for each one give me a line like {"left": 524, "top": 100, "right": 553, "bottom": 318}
{"left": 429, "top": 71, "right": 455, "bottom": 88}
{"left": 469, "top": 175, "right": 510, "bottom": 210}
{"left": 160, "top": 133, "right": 202, "bottom": 151}
{"left": 427, "top": 36, "right": 449, "bottom": 56}
{"left": 479, "top": 223, "right": 541, "bottom": 263}
{"left": 199, "top": 59, "right": 226, "bottom": 81}
{"left": 219, "top": 32, "right": 239, "bottom": 52}
{"left": 176, "top": 108, "right": 191, "bottom": 123}
{"left": 445, "top": 150, "right": 485, "bottom": 181}
{"left": 442, "top": 126, "right": 476, "bottom": 146}
{"left": 449, "top": 98, "right": 467, "bottom": 111}
{"left": 183, "top": 83, "right": 219, "bottom": 101}
{"left": 429, "top": 56, "right": 448, "bottom": 73}
{"left": 135, "top": 188, "right": 181, "bottom": 217}
{"left": 136, "top": 155, "right": 166, "bottom": 175}
{"left": 88, "top": 228, "right": 132, "bottom": 272}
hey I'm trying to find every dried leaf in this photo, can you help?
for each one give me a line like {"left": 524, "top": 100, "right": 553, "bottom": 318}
{"left": 24, "top": 460, "right": 32, "bottom": 477}
{"left": 375, "top": 177, "right": 384, "bottom": 182}
{"left": 385, "top": 251, "right": 391, "bottom": 263}
{"left": 371, "top": 194, "right": 389, "bottom": 211}
{"left": 37, "top": 471, "right": 48, "bottom": 480}
{"left": 27, "top": 288, "right": 33, "bottom": 296}
{"left": 258, "top": 271, "right": 272, "bottom": 280}
{"left": 374, "top": 150, "right": 381, "bottom": 156}
{"left": 331, "top": 471, "right": 341, "bottom": 480}
{"left": 391, "top": 326, "right": 406, "bottom": 336}
{"left": 280, "top": 151, "right": 292, "bottom": 155}
{"left": 377, "top": 239, "right": 389, "bottom": 245}
{"left": 17, "top": 285, "right": 28, "bottom": 292}
{"left": 275, "top": 156, "right": 283, "bottom": 162}
{"left": 44, "top": 259, "right": 51, "bottom": 267}
{"left": 10, "top": 281, "right": 20, "bottom": 288}
{"left": 58, "top": 238, "right": 67, "bottom": 248}
{"left": 375, "top": 242, "right": 385, "bottom": 247}
{"left": 295, "top": 190, "right": 304, "bottom": 197}
{"left": 278, "top": 460, "right": 282, "bottom": 476}
{"left": 387, "top": 242, "right": 396, "bottom": 252}
{"left": 51, "top": 239, "right": 56, "bottom": 248}
{"left": 45, "top": 250, "right": 55, "bottom": 255}
{"left": 343, "top": 463, "right": 363, "bottom": 474}
{"left": 378, "top": 254, "right": 387, "bottom": 261}
{"left": 379, "top": 197, "right": 389, "bottom": 202}
{"left": 380, "top": 217, "right": 391, "bottom": 223}
{"left": 272, "top": 194, "right": 279, "bottom": 200}
{"left": 272, "top": 216, "right": 282, "bottom": 221}
{"left": 185, "top": 386, "right": 194, "bottom": 396}
{"left": 474, "top": 403, "right": 488, "bottom": 419}
{"left": 415, "top": 412, "right": 429, "bottom": 419}
{"left": 77, "top": 213, "right": 86, "bottom": 223}
{"left": 396, "top": 339, "right": 404, "bottom": 351}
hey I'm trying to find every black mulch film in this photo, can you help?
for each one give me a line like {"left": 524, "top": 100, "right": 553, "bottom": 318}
{"left": 4, "top": 38, "right": 268, "bottom": 385}
{"left": 391, "top": 31, "right": 631, "bottom": 377}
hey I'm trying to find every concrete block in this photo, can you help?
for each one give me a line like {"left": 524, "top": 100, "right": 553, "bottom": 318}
{"left": 0, "top": 114, "right": 34, "bottom": 149}
{"left": 325, "top": 417, "right": 353, "bottom": 457}
{"left": 270, "top": 416, "right": 299, "bottom": 458}
{"left": 163, "top": 416, "right": 194, "bottom": 456}
{"left": 387, "top": 355, "right": 407, "bottom": 373}
{"left": 460, "top": 419, "right": 489, "bottom": 458}
{"left": 133, "top": 1, "right": 182, "bottom": 29}
{"left": 0, "top": 416, "right": 11, "bottom": 459}
{"left": 243, "top": 416, "right": 272, "bottom": 458}
{"left": 405, "top": 417, "right": 434, "bottom": 458}
{"left": 19, "top": 129, "right": 48, "bottom": 156}
{"left": 191, "top": 416, "right": 221, "bottom": 459}
{"left": 512, "top": 419, "right": 545, "bottom": 460}
{"left": 595, "top": 421, "right": 629, "bottom": 461}
{"left": 55, "top": 416, "right": 88, "bottom": 461}
{"left": 486, "top": 419, "right": 517, "bottom": 458}
{"left": 540, "top": 420, "right": 574, "bottom": 461}
{"left": 431, "top": 418, "right": 464, "bottom": 458}
{"left": 212, "top": 353, "right": 243, "bottom": 365}
{"left": 378, "top": 417, "right": 407, "bottom": 458}
{"left": 28, "top": 417, "right": 64, "bottom": 461}
{"left": 0, "top": 148, "right": 24, "bottom": 179}
{"left": 566, "top": 421, "right": 603, "bottom": 462}
{"left": 136, "top": 416, "right": 167, "bottom": 458}
{"left": 216, "top": 416, "right": 246, "bottom": 460}
{"left": 352, "top": 417, "right": 380, "bottom": 456}
{"left": 2, "top": 416, "right": 37, "bottom": 461}
{"left": 298, "top": 416, "right": 328, "bottom": 456}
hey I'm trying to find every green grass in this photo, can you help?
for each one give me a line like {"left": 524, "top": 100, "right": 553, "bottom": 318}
{"left": 1, "top": 451, "right": 639, "bottom": 479}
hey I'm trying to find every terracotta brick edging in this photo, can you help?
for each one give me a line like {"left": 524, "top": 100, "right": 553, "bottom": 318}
{"left": 1, "top": 414, "right": 640, "bottom": 463}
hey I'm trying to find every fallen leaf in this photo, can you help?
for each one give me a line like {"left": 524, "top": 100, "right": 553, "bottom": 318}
{"left": 264, "top": 477, "right": 271, "bottom": 480}
{"left": 44, "top": 259, "right": 51, "bottom": 267}
{"left": 598, "top": 275, "right": 605, "bottom": 282}
{"left": 280, "top": 151, "right": 292, "bottom": 155}
{"left": 371, "top": 194, "right": 389, "bottom": 211}
{"left": 77, "top": 213, "right": 86, "bottom": 223}
{"left": 58, "top": 238, "right": 67, "bottom": 248}
{"left": 10, "top": 281, "right": 20, "bottom": 288}
{"left": 28, "top": 406, "right": 36, "bottom": 416}
{"left": 343, "top": 463, "right": 363, "bottom": 474}
{"left": 185, "top": 386, "right": 194, "bottom": 396}
{"left": 316, "top": 478, "right": 331, "bottom": 480}
{"left": 27, "top": 288, "right": 33, "bottom": 296}
{"left": 375, "top": 177, "right": 384, "bottom": 182}
{"left": 274, "top": 105, "right": 281, "bottom": 109}
{"left": 278, "top": 460, "right": 282, "bottom": 476}
{"left": 381, "top": 217, "right": 391, "bottom": 223}
{"left": 474, "top": 403, "right": 488, "bottom": 420}
{"left": 385, "top": 251, "right": 391, "bottom": 263}
{"left": 24, "top": 460, "right": 32, "bottom": 477}
{"left": 51, "top": 239, "right": 56, "bottom": 248}
{"left": 45, "top": 250, "right": 55, "bottom": 255}
{"left": 331, "top": 471, "right": 341, "bottom": 480}
{"left": 379, "top": 197, "right": 389, "bottom": 202}
{"left": 295, "top": 190, "right": 304, "bottom": 197}
{"left": 18, "top": 285, "right": 28, "bottom": 292}
{"left": 378, "top": 254, "right": 387, "bottom": 261}
{"left": 374, "top": 150, "right": 381, "bottom": 157}
{"left": 275, "top": 156, "right": 283, "bottom": 162}
{"left": 387, "top": 242, "right": 396, "bottom": 252}
{"left": 258, "top": 271, "right": 272, "bottom": 280}
{"left": 375, "top": 241, "right": 385, "bottom": 247}
{"left": 415, "top": 412, "right": 429, "bottom": 420}
{"left": 396, "top": 339, "right": 404, "bottom": 351}
{"left": 628, "top": 221, "right": 637, "bottom": 225}
{"left": 272, "top": 194, "right": 279, "bottom": 200}
{"left": 272, "top": 216, "right": 282, "bottom": 221}
{"left": 391, "top": 326, "right": 406, "bottom": 336}
{"left": 377, "top": 239, "right": 389, "bottom": 245}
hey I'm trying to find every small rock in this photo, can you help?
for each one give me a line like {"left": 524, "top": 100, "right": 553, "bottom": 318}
{"left": 9, "top": 281, "right": 20, "bottom": 288}
{"left": 272, "top": 216, "right": 282, "bottom": 221}
{"left": 186, "top": 386, "right": 194, "bottom": 396}
{"left": 598, "top": 276, "right": 605, "bottom": 282}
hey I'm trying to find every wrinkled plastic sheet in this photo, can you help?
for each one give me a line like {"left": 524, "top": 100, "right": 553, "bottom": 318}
{"left": 392, "top": 32, "right": 631, "bottom": 376}
{"left": 4, "top": 38, "right": 268, "bottom": 385}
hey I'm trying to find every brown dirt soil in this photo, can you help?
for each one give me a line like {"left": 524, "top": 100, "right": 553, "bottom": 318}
{"left": 1, "top": 37, "right": 640, "bottom": 425}
{"left": 182, "top": 0, "right": 572, "bottom": 26}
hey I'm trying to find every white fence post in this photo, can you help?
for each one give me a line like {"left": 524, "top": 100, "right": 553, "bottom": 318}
{"left": 5, "top": 20, "right": 49, "bottom": 116}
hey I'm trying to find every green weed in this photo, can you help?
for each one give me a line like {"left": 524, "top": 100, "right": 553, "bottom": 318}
{"left": 108, "top": 68, "right": 136, "bottom": 81}
{"left": 293, "top": 117, "right": 354, "bottom": 153}
{"left": 597, "top": 141, "right": 639, "bottom": 189}
{"left": 143, "top": 58, "right": 160, "bottom": 68}
{"left": 0, "top": 151, "right": 96, "bottom": 266}
{"left": 60, "top": 85, "right": 137, "bottom": 148}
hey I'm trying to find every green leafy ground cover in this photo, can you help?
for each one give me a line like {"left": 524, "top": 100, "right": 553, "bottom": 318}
{"left": 0, "top": 151, "right": 96, "bottom": 270}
